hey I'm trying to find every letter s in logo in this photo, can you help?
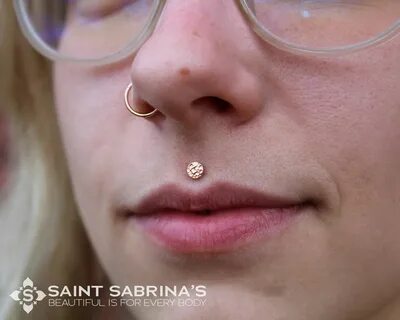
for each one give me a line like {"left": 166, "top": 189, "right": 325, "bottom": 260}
{"left": 22, "top": 288, "right": 34, "bottom": 303}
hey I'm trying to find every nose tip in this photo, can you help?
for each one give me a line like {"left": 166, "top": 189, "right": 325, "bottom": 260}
{"left": 129, "top": 4, "right": 267, "bottom": 127}
{"left": 131, "top": 48, "right": 266, "bottom": 127}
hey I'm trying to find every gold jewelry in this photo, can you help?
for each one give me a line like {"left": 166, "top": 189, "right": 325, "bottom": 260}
{"left": 187, "top": 162, "right": 205, "bottom": 180}
{"left": 124, "top": 83, "right": 158, "bottom": 118}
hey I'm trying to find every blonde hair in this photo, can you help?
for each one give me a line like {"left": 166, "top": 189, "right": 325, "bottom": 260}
{"left": 0, "top": 1, "right": 100, "bottom": 318}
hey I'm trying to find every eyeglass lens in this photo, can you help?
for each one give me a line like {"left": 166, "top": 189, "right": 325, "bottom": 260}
{"left": 21, "top": 0, "right": 400, "bottom": 60}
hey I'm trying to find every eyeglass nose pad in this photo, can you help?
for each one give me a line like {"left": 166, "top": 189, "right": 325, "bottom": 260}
{"left": 124, "top": 83, "right": 159, "bottom": 118}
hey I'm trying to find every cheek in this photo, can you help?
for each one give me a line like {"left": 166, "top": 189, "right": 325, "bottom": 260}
{"left": 278, "top": 44, "right": 400, "bottom": 192}
{"left": 53, "top": 65, "right": 131, "bottom": 214}
{"left": 307, "top": 64, "right": 400, "bottom": 202}
{"left": 287, "top": 49, "right": 400, "bottom": 267}
{"left": 54, "top": 64, "right": 131, "bottom": 159}
{"left": 53, "top": 63, "right": 168, "bottom": 256}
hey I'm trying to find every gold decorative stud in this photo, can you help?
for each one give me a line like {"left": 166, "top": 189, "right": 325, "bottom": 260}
{"left": 187, "top": 162, "right": 205, "bottom": 180}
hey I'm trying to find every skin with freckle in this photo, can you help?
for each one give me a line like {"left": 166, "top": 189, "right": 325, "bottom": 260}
{"left": 179, "top": 68, "right": 191, "bottom": 76}
{"left": 3, "top": 0, "right": 400, "bottom": 319}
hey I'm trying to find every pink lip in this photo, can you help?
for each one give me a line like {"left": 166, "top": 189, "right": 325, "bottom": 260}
{"left": 122, "top": 182, "right": 311, "bottom": 253}
{"left": 134, "top": 206, "right": 303, "bottom": 253}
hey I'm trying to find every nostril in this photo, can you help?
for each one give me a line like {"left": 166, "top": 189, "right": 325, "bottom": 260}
{"left": 192, "top": 96, "right": 233, "bottom": 114}
{"left": 134, "top": 97, "right": 158, "bottom": 114}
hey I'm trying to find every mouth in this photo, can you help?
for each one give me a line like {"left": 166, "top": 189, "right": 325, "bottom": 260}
{"left": 118, "top": 182, "right": 315, "bottom": 254}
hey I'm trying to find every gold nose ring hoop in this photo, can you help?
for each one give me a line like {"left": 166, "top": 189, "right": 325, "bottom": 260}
{"left": 124, "top": 83, "right": 158, "bottom": 118}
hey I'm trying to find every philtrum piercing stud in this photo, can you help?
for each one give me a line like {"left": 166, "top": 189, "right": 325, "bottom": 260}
{"left": 187, "top": 162, "right": 205, "bottom": 180}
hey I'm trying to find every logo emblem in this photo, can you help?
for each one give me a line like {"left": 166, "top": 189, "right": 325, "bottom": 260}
{"left": 9, "top": 277, "right": 46, "bottom": 314}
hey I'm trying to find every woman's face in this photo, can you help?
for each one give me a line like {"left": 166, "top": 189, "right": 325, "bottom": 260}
{"left": 54, "top": 1, "right": 400, "bottom": 319}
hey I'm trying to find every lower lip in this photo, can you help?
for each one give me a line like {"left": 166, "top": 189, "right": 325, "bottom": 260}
{"left": 133, "top": 206, "right": 304, "bottom": 253}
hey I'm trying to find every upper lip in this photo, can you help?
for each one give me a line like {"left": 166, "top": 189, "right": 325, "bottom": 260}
{"left": 128, "top": 182, "right": 305, "bottom": 216}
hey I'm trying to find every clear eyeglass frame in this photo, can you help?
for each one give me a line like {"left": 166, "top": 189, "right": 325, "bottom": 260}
{"left": 12, "top": 0, "right": 400, "bottom": 66}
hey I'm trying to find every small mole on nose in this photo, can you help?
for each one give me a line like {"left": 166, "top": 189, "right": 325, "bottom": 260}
{"left": 179, "top": 67, "right": 191, "bottom": 77}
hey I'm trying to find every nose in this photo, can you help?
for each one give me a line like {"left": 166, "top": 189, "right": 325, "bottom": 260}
{"left": 130, "top": 0, "right": 267, "bottom": 127}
